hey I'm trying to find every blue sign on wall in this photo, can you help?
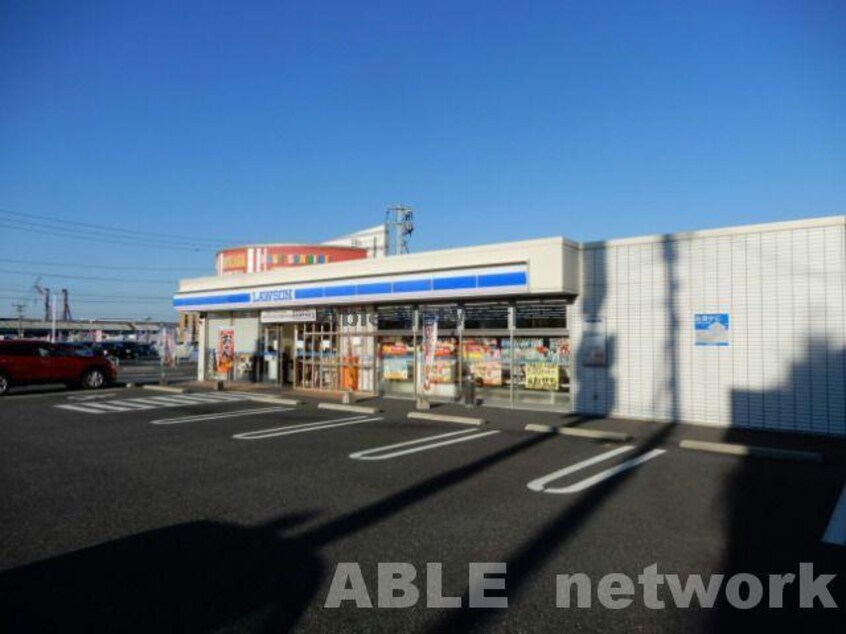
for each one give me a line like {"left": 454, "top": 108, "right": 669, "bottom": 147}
{"left": 695, "top": 313, "right": 730, "bottom": 346}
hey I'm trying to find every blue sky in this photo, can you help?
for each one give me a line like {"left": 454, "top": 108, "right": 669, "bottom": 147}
{"left": 1, "top": 0, "right": 844, "bottom": 320}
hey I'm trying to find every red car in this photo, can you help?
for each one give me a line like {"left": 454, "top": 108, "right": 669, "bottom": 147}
{"left": 0, "top": 340, "right": 118, "bottom": 396}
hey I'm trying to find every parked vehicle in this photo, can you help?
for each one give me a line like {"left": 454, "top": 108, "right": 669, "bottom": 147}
{"left": 0, "top": 340, "right": 118, "bottom": 395}
{"left": 94, "top": 341, "right": 160, "bottom": 361}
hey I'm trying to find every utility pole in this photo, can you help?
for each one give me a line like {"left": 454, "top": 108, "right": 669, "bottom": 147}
{"left": 385, "top": 205, "right": 414, "bottom": 255}
{"left": 61, "top": 288, "right": 72, "bottom": 321}
{"left": 51, "top": 291, "right": 58, "bottom": 343}
{"left": 12, "top": 302, "right": 26, "bottom": 338}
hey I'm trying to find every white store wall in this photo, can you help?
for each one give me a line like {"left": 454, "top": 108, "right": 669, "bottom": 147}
{"left": 571, "top": 216, "right": 846, "bottom": 436}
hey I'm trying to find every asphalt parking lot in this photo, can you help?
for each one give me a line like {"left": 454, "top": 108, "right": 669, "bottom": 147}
{"left": 1, "top": 387, "right": 845, "bottom": 632}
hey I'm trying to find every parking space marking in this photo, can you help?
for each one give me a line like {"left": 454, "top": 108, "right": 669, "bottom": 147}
{"left": 527, "top": 446, "right": 666, "bottom": 494}
{"left": 233, "top": 416, "right": 382, "bottom": 440}
{"left": 67, "top": 391, "right": 126, "bottom": 401}
{"left": 822, "top": 484, "right": 846, "bottom": 546}
{"left": 152, "top": 406, "right": 294, "bottom": 425}
{"left": 349, "top": 428, "right": 501, "bottom": 461}
{"left": 54, "top": 392, "right": 250, "bottom": 414}
{"left": 74, "top": 401, "right": 143, "bottom": 412}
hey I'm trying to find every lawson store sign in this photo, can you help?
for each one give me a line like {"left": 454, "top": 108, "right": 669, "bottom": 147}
{"left": 173, "top": 266, "right": 529, "bottom": 311}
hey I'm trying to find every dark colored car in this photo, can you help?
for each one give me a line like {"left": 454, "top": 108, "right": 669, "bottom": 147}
{"left": 95, "top": 341, "right": 160, "bottom": 361}
{"left": 0, "top": 340, "right": 118, "bottom": 395}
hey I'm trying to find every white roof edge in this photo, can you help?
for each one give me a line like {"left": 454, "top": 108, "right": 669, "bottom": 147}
{"left": 178, "top": 235, "right": 578, "bottom": 291}
{"left": 215, "top": 242, "right": 367, "bottom": 252}
{"left": 581, "top": 214, "right": 846, "bottom": 249}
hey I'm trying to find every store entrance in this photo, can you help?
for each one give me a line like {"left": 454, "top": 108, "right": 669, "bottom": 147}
{"left": 295, "top": 321, "right": 338, "bottom": 390}
{"left": 291, "top": 308, "right": 377, "bottom": 393}
{"left": 260, "top": 324, "right": 294, "bottom": 387}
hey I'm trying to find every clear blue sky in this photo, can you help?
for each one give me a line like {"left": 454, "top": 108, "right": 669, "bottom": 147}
{"left": 1, "top": 0, "right": 844, "bottom": 320}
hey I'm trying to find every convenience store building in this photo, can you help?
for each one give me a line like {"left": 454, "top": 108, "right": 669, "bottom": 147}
{"left": 174, "top": 215, "right": 846, "bottom": 436}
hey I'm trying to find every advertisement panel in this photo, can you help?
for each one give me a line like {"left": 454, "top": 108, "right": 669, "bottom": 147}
{"left": 525, "top": 363, "right": 560, "bottom": 390}
{"left": 462, "top": 339, "right": 503, "bottom": 386}
{"left": 695, "top": 313, "right": 730, "bottom": 346}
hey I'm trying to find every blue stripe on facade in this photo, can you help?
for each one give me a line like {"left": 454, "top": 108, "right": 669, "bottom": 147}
{"left": 173, "top": 293, "right": 250, "bottom": 307}
{"left": 174, "top": 269, "right": 529, "bottom": 308}
{"left": 393, "top": 279, "right": 432, "bottom": 293}
{"left": 294, "top": 287, "right": 324, "bottom": 299}
{"left": 477, "top": 271, "right": 527, "bottom": 288}
{"left": 357, "top": 282, "right": 392, "bottom": 295}
{"left": 324, "top": 284, "right": 356, "bottom": 298}
{"left": 433, "top": 275, "right": 476, "bottom": 291}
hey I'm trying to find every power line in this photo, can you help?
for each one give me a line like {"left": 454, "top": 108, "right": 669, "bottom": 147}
{"left": 0, "top": 287, "right": 170, "bottom": 300}
{"left": 0, "top": 216, "right": 214, "bottom": 247}
{"left": 0, "top": 207, "right": 228, "bottom": 247}
{"left": 0, "top": 221, "right": 219, "bottom": 253}
{"left": 0, "top": 257, "right": 209, "bottom": 272}
{"left": 0, "top": 268, "right": 176, "bottom": 284}
{"left": 0, "top": 295, "right": 171, "bottom": 305}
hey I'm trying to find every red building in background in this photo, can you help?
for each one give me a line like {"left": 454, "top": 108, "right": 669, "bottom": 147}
{"left": 216, "top": 244, "right": 368, "bottom": 275}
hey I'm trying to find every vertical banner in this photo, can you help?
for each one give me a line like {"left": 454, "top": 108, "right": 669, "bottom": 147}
{"left": 218, "top": 328, "right": 235, "bottom": 375}
{"left": 422, "top": 318, "right": 438, "bottom": 394}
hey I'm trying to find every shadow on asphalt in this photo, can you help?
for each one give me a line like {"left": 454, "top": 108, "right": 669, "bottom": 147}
{"left": 0, "top": 513, "right": 323, "bottom": 633}
{"left": 0, "top": 433, "right": 558, "bottom": 632}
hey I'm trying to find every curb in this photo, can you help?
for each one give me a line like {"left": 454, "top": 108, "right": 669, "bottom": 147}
{"left": 318, "top": 403, "right": 382, "bottom": 415}
{"left": 524, "top": 423, "right": 631, "bottom": 442}
{"left": 141, "top": 385, "right": 188, "bottom": 394}
{"left": 679, "top": 439, "right": 823, "bottom": 463}
{"left": 408, "top": 412, "right": 487, "bottom": 426}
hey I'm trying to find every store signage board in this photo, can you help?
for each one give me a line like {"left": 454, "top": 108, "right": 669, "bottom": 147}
{"left": 174, "top": 265, "right": 529, "bottom": 311}
{"left": 261, "top": 308, "right": 317, "bottom": 323}
{"left": 695, "top": 313, "right": 730, "bottom": 346}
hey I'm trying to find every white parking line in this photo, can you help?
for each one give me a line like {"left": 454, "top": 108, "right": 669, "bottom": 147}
{"left": 233, "top": 416, "right": 382, "bottom": 440}
{"left": 349, "top": 428, "right": 500, "bottom": 460}
{"left": 55, "top": 392, "right": 249, "bottom": 414}
{"left": 527, "top": 446, "right": 666, "bottom": 494}
{"left": 3, "top": 387, "right": 126, "bottom": 401}
{"left": 64, "top": 401, "right": 132, "bottom": 412}
{"left": 67, "top": 391, "right": 126, "bottom": 401}
{"left": 152, "top": 407, "right": 294, "bottom": 425}
{"left": 822, "top": 485, "right": 846, "bottom": 546}
{"left": 54, "top": 404, "right": 114, "bottom": 414}
{"left": 93, "top": 400, "right": 154, "bottom": 411}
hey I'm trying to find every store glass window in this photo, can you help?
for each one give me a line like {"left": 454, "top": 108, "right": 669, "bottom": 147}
{"left": 461, "top": 337, "right": 511, "bottom": 403}
{"left": 377, "top": 305, "right": 414, "bottom": 330}
{"left": 515, "top": 300, "right": 567, "bottom": 329}
{"left": 511, "top": 336, "right": 571, "bottom": 406}
{"left": 379, "top": 336, "right": 415, "bottom": 397}
{"left": 420, "top": 304, "right": 460, "bottom": 329}
{"left": 462, "top": 303, "right": 509, "bottom": 329}
{"left": 417, "top": 336, "right": 459, "bottom": 400}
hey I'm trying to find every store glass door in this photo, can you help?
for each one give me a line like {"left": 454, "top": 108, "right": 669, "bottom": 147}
{"left": 261, "top": 325, "right": 281, "bottom": 384}
{"left": 295, "top": 321, "right": 339, "bottom": 390}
